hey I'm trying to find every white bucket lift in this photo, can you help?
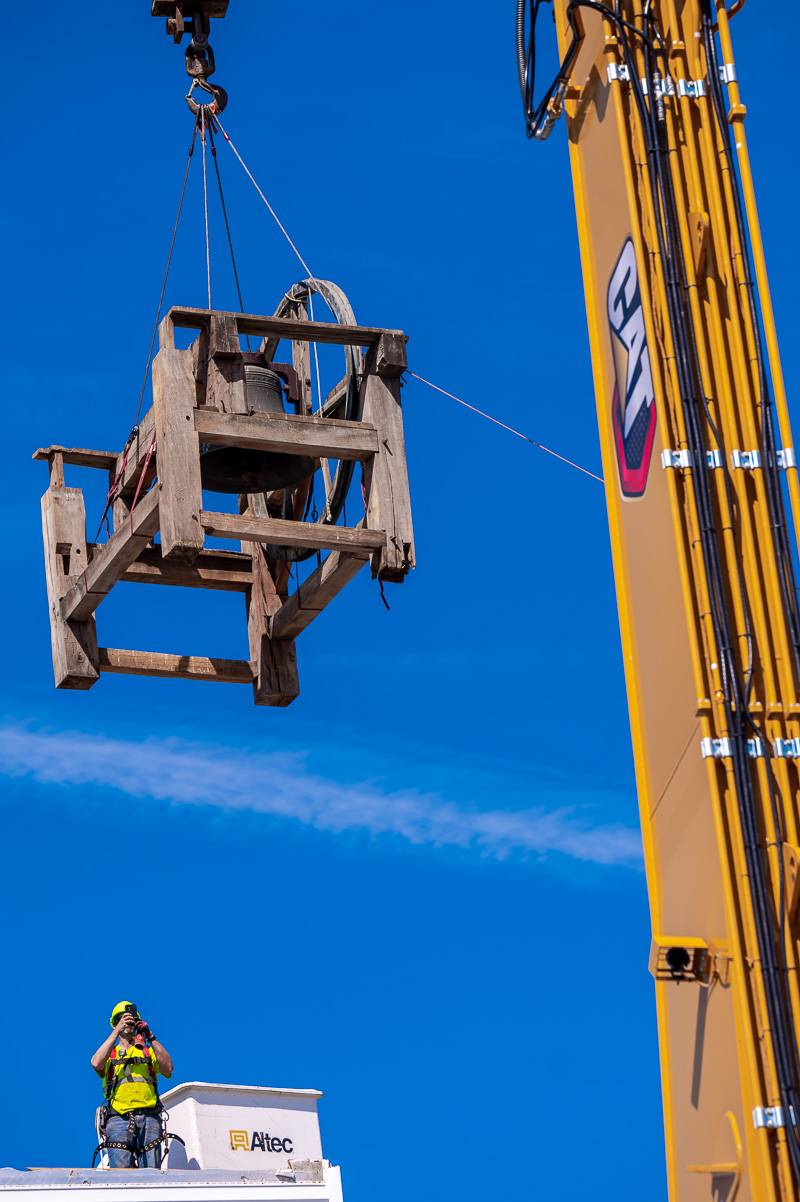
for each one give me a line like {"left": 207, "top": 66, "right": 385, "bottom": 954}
{"left": 0, "top": 1082, "right": 344, "bottom": 1202}
{"left": 162, "top": 1082, "right": 324, "bottom": 1170}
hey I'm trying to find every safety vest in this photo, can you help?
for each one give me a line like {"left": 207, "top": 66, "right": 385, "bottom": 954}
{"left": 103, "top": 1044, "right": 161, "bottom": 1114}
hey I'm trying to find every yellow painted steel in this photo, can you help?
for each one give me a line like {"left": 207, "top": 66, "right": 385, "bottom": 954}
{"left": 547, "top": 2, "right": 800, "bottom": 1198}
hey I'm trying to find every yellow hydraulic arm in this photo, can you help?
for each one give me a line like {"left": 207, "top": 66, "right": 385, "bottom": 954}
{"left": 520, "top": 1, "right": 800, "bottom": 1198}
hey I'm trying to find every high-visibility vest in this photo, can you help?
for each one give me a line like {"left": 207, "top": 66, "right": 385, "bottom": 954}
{"left": 103, "top": 1044, "right": 160, "bottom": 1112}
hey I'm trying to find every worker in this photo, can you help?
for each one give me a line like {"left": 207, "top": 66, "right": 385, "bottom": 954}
{"left": 90, "top": 1000, "right": 174, "bottom": 1168}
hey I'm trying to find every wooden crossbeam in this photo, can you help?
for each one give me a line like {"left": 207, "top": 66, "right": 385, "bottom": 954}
{"left": 200, "top": 510, "right": 385, "bottom": 553}
{"left": 34, "top": 446, "right": 118, "bottom": 472}
{"left": 60, "top": 488, "right": 160, "bottom": 622}
{"left": 271, "top": 549, "right": 369, "bottom": 641}
{"left": 32, "top": 414, "right": 157, "bottom": 503}
{"left": 152, "top": 2, "right": 229, "bottom": 15}
{"left": 194, "top": 409, "right": 379, "bottom": 460}
{"left": 99, "top": 648, "right": 253, "bottom": 684}
{"left": 92, "top": 546, "right": 253, "bottom": 592}
{"left": 165, "top": 306, "right": 405, "bottom": 349}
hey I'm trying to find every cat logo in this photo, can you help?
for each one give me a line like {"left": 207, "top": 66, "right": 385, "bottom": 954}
{"left": 607, "top": 237, "right": 657, "bottom": 498}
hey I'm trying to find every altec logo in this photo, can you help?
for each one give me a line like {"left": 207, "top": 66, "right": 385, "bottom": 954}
{"left": 607, "top": 238, "right": 656, "bottom": 498}
{"left": 229, "top": 1129, "right": 294, "bottom": 1154}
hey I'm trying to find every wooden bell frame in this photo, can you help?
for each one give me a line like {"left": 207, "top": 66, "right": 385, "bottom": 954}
{"left": 35, "top": 292, "right": 415, "bottom": 706}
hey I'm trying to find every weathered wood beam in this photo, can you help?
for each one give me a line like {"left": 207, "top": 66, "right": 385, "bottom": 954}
{"left": 152, "top": 1, "right": 229, "bottom": 15}
{"left": 165, "top": 306, "right": 405, "bottom": 349}
{"left": 244, "top": 524, "right": 300, "bottom": 706}
{"left": 194, "top": 409, "right": 379, "bottom": 460}
{"left": 41, "top": 487, "right": 100, "bottom": 689}
{"left": 360, "top": 337, "right": 415, "bottom": 582}
{"left": 320, "top": 377, "right": 348, "bottom": 418}
{"left": 97, "top": 546, "right": 254, "bottom": 591}
{"left": 34, "top": 418, "right": 158, "bottom": 504}
{"left": 271, "top": 549, "right": 369, "bottom": 642}
{"left": 115, "top": 409, "right": 157, "bottom": 497}
{"left": 34, "top": 446, "right": 118, "bottom": 472}
{"left": 153, "top": 347, "right": 204, "bottom": 560}
{"left": 60, "top": 487, "right": 160, "bottom": 622}
{"left": 201, "top": 510, "right": 385, "bottom": 553}
{"left": 292, "top": 300, "right": 313, "bottom": 415}
{"left": 99, "top": 648, "right": 253, "bottom": 684}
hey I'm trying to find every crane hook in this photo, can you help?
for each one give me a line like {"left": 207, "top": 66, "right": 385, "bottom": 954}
{"left": 186, "top": 77, "right": 228, "bottom": 116}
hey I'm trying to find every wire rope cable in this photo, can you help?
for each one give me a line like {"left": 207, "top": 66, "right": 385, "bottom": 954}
{"left": 408, "top": 371, "right": 603, "bottom": 483}
{"left": 206, "top": 119, "right": 249, "bottom": 344}
{"left": 200, "top": 108, "right": 213, "bottom": 309}
{"left": 132, "top": 119, "right": 200, "bottom": 428}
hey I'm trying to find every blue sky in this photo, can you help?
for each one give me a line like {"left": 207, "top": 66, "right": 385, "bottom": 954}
{"left": 2, "top": 3, "right": 798, "bottom": 1199}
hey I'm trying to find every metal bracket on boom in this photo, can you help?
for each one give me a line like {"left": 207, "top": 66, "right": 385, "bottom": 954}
{"left": 701, "top": 737, "right": 765, "bottom": 759}
{"left": 649, "top": 936, "right": 731, "bottom": 986}
{"left": 773, "top": 738, "right": 800, "bottom": 759}
{"left": 732, "top": 449, "right": 761, "bottom": 470}
{"left": 753, "top": 1106, "right": 797, "bottom": 1131}
{"left": 719, "top": 63, "right": 737, "bottom": 85}
{"left": 731, "top": 448, "right": 795, "bottom": 470}
{"left": 606, "top": 63, "right": 630, "bottom": 84}
{"left": 661, "top": 448, "right": 722, "bottom": 470}
{"left": 677, "top": 78, "right": 708, "bottom": 100}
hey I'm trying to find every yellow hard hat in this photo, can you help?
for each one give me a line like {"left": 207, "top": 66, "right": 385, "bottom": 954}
{"left": 110, "top": 1000, "right": 138, "bottom": 1028}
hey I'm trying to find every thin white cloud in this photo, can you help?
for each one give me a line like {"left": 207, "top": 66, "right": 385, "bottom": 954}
{"left": 0, "top": 725, "right": 641, "bottom": 868}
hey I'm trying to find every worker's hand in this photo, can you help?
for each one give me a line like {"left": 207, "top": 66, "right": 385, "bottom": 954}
{"left": 137, "top": 1020, "right": 154, "bottom": 1041}
{"left": 114, "top": 1014, "right": 136, "bottom": 1037}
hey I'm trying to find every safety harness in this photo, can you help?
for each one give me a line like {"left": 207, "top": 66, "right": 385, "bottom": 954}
{"left": 91, "top": 1047, "right": 184, "bottom": 1169}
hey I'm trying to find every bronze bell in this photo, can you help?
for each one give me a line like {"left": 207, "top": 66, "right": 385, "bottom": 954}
{"left": 200, "top": 359, "right": 315, "bottom": 494}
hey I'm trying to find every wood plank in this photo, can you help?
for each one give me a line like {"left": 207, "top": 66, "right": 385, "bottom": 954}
{"left": 60, "top": 487, "right": 160, "bottom": 622}
{"left": 374, "top": 332, "right": 408, "bottom": 377}
{"left": 152, "top": 347, "right": 204, "bottom": 560}
{"left": 41, "top": 487, "right": 99, "bottom": 689}
{"left": 292, "top": 300, "right": 313, "bottom": 415}
{"left": 152, "top": 1, "right": 229, "bottom": 15}
{"left": 243, "top": 506, "right": 300, "bottom": 706}
{"left": 321, "top": 377, "right": 348, "bottom": 418}
{"left": 201, "top": 510, "right": 386, "bottom": 553}
{"left": 112, "top": 546, "right": 253, "bottom": 591}
{"left": 48, "top": 452, "right": 65, "bottom": 488}
{"left": 167, "top": 306, "right": 405, "bottom": 349}
{"left": 360, "top": 353, "right": 415, "bottom": 582}
{"left": 206, "top": 354, "right": 247, "bottom": 414}
{"left": 99, "top": 648, "right": 252, "bottom": 684}
{"left": 34, "top": 446, "right": 118, "bottom": 471}
{"left": 209, "top": 312, "right": 241, "bottom": 358}
{"left": 115, "top": 409, "right": 157, "bottom": 497}
{"left": 271, "top": 549, "right": 369, "bottom": 641}
{"left": 194, "top": 409, "right": 378, "bottom": 460}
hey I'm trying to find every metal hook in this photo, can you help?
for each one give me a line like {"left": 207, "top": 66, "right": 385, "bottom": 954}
{"left": 185, "top": 77, "right": 228, "bottom": 116}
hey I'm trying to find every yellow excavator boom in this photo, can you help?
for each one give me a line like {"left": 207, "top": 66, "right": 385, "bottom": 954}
{"left": 525, "top": 1, "right": 800, "bottom": 1197}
